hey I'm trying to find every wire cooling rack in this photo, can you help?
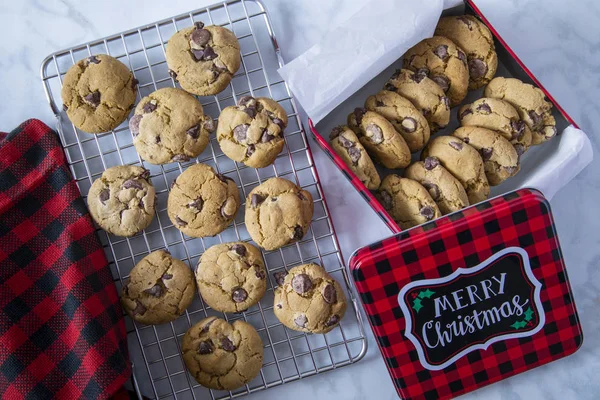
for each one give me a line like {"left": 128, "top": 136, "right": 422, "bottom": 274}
{"left": 40, "top": 1, "right": 367, "bottom": 399}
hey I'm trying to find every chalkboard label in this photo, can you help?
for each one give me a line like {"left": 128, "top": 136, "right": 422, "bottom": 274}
{"left": 398, "top": 247, "right": 545, "bottom": 371}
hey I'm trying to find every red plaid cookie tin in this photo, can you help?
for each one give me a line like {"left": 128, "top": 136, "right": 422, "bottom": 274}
{"left": 349, "top": 188, "right": 582, "bottom": 400}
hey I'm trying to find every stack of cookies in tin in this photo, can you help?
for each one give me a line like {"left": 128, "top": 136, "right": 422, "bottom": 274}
{"left": 329, "top": 15, "right": 558, "bottom": 230}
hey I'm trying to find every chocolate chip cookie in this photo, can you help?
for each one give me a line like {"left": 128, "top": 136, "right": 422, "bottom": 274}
{"left": 377, "top": 175, "right": 441, "bottom": 230}
{"left": 273, "top": 263, "right": 347, "bottom": 334}
{"left": 196, "top": 242, "right": 266, "bottom": 313}
{"left": 364, "top": 90, "right": 430, "bottom": 152}
{"left": 458, "top": 97, "right": 533, "bottom": 155}
{"left": 452, "top": 126, "right": 520, "bottom": 186}
{"left": 351, "top": 109, "right": 411, "bottom": 169}
{"left": 421, "top": 136, "right": 490, "bottom": 204}
{"left": 404, "top": 157, "right": 469, "bottom": 215}
{"left": 182, "top": 317, "right": 263, "bottom": 390}
{"left": 484, "top": 77, "right": 557, "bottom": 145}
{"left": 120, "top": 250, "right": 195, "bottom": 325}
{"left": 131, "top": 88, "right": 215, "bottom": 164}
{"left": 88, "top": 165, "right": 156, "bottom": 237}
{"left": 385, "top": 69, "right": 450, "bottom": 132}
{"left": 245, "top": 178, "right": 313, "bottom": 251}
{"left": 435, "top": 15, "right": 498, "bottom": 90}
{"left": 61, "top": 54, "right": 137, "bottom": 133}
{"left": 330, "top": 126, "right": 381, "bottom": 190}
{"left": 217, "top": 96, "right": 288, "bottom": 168}
{"left": 168, "top": 164, "right": 240, "bottom": 238}
{"left": 403, "top": 36, "right": 469, "bottom": 107}
{"left": 166, "top": 22, "right": 241, "bottom": 96}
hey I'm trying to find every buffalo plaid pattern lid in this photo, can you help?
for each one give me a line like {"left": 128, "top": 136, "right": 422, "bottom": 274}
{"left": 350, "top": 189, "right": 582, "bottom": 400}
{"left": 0, "top": 120, "right": 130, "bottom": 399}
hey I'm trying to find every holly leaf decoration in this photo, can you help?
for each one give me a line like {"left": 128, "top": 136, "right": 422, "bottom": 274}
{"left": 419, "top": 289, "right": 435, "bottom": 299}
{"left": 524, "top": 307, "right": 534, "bottom": 322}
{"left": 510, "top": 320, "right": 528, "bottom": 330}
{"left": 412, "top": 298, "right": 423, "bottom": 313}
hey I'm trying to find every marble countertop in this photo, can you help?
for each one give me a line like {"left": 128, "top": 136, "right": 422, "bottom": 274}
{"left": 1, "top": 0, "right": 598, "bottom": 398}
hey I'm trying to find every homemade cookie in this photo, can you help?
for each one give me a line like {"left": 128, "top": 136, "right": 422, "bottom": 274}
{"left": 404, "top": 158, "right": 469, "bottom": 215}
{"left": 245, "top": 178, "right": 314, "bottom": 250}
{"left": 377, "top": 175, "right": 441, "bottom": 230}
{"left": 196, "top": 242, "right": 266, "bottom": 313}
{"left": 452, "top": 126, "right": 520, "bottom": 186}
{"left": 168, "top": 164, "right": 240, "bottom": 238}
{"left": 61, "top": 54, "right": 137, "bottom": 133}
{"left": 435, "top": 15, "right": 498, "bottom": 89}
{"left": 422, "top": 136, "right": 490, "bottom": 204}
{"left": 458, "top": 97, "right": 533, "bottom": 155}
{"left": 484, "top": 77, "right": 557, "bottom": 145}
{"left": 330, "top": 126, "right": 381, "bottom": 190}
{"left": 166, "top": 22, "right": 241, "bottom": 96}
{"left": 354, "top": 109, "right": 411, "bottom": 169}
{"left": 182, "top": 317, "right": 263, "bottom": 390}
{"left": 88, "top": 165, "right": 155, "bottom": 237}
{"left": 403, "top": 36, "right": 470, "bottom": 107}
{"left": 131, "top": 88, "right": 214, "bottom": 164}
{"left": 385, "top": 69, "right": 450, "bottom": 132}
{"left": 121, "top": 250, "right": 195, "bottom": 325}
{"left": 273, "top": 263, "right": 347, "bottom": 334}
{"left": 217, "top": 96, "right": 288, "bottom": 168}
{"left": 365, "top": 90, "right": 430, "bottom": 152}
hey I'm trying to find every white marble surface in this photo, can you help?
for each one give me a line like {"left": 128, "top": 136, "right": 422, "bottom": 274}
{"left": 1, "top": 0, "right": 599, "bottom": 398}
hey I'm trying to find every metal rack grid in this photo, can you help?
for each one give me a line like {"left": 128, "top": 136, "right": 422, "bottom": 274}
{"left": 40, "top": 1, "right": 367, "bottom": 399}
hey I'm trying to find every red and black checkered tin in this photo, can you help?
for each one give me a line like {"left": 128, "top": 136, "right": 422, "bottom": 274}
{"left": 349, "top": 189, "right": 582, "bottom": 400}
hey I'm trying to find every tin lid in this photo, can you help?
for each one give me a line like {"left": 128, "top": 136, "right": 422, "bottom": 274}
{"left": 349, "top": 189, "right": 583, "bottom": 400}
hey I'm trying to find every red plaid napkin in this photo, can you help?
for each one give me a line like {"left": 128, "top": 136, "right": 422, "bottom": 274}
{"left": 0, "top": 120, "right": 130, "bottom": 399}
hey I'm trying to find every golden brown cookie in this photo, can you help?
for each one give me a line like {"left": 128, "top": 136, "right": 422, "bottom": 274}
{"left": 458, "top": 97, "right": 533, "bottom": 156}
{"left": 404, "top": 157, "right": 469, "bottom": 215}
{"left": 364, "top": 90, "right": 430, "bottom": 152}
{"left": 61, "top": 54, "right": 137, "bottom": 133}
{"left": 217, "top": 96, "right": 288, "bottom": 168}
{"left": 421, "top": 136, "right": 490, "bottom": 204}
{"left": 352, "top": 109, "right": 411, "bottom": 169}
{"left": 452, "top": 126, "right": 520, "bottom": 186}
{"left": 484, "top": 77, "right": 557, "bottom": 145}
{"left": 377, "top": 175, "right": 441, "bottom": 230}
{"left": 120, "top": 250, "right": 195, "bottom": 325}
{"left": 385, "top": 69, "right": 450, "bottom": 132}
{"left": 168, "top": 164, "right": 240, "bottom": 238}
{"left": 87, "top": 165, "right": 156, "bottom": 237}
{"left": 131, "top": 88, "right": 214, "bottom": 164}
{"left": 435, "top": 15, "right": 498, "bottom": 89}
{"left": 182, "top": 317, "right": 263, "bottom": 390}
{"left": 196, "top": 242, "right": 266, "bottom": 313}
{"left": 245, "top": 178, "right": 314, "bottom": 251}
{"left": 403, "top": 36, "right": 470, "bottom": 107}
{"left": 166, "top": 22, "right": 241, "bottom": 96}
{"left": 330, "top": 126, "right": 381, "bottom": 190}
{"left": 273, "top": 263, "right": 347, "bottom": 334}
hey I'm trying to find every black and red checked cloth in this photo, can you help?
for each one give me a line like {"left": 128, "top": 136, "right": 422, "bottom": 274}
{"left": 0, "top": 119, "right": 130, "bottom": 399}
